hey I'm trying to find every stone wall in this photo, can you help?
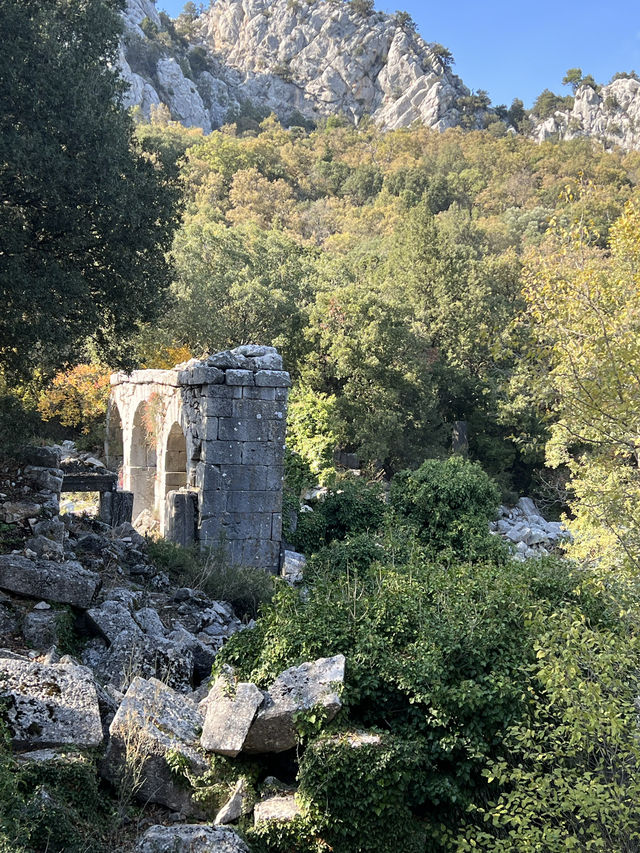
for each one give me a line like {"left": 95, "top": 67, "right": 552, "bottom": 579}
{"left": 110, "top": 346, "right": 289, "bottom": 573}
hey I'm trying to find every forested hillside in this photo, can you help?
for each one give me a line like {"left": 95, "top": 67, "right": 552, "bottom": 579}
{"left": 129, "top": 113, "right": 640, "bottom": 495}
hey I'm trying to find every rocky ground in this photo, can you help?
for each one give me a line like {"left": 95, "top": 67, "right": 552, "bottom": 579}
{"left": 0, "top": 445, "right": 343, "bottom": 851}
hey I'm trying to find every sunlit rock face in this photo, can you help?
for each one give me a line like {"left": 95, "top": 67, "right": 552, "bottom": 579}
{"left": 118, "top": 0, "right": 477, "bottom": 132}
{"left": 531, "top": 78, "right": 640, "bottom": 152}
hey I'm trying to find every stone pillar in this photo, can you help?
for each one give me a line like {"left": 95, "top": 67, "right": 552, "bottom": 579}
{"left": 165, "top": 490, "right": 197, "bottom": 548}
{"left": 99, "top": 491, "right": 134, "bottom": 527}
{"left": 179, "top": 353, "right": 289, "bottom": 575}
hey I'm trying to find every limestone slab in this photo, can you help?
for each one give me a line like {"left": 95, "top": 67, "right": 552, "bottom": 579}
{"left": 201, "top": 676, "right": 263, "bottom": 756}
{"left": 1, "top": 659, "right": 103, "bottom": 749}
{"left": 0, "top": 555, "right": 101, "bottom": 607}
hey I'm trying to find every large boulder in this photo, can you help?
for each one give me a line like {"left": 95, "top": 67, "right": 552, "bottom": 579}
{"left": 243, "top": 654, "right": 345, "bottom": 753}
{"left": 136, "top": 825, "right": 249, "bottom": 852}
{"left": 0, "top": 555, "right": 100, "bottom": 607}
{"left": 96, "top": 632, "right": 194, "bottom": 692}
{"left": 200, "top": 674, "right": 263, "bottom": 756}
{"left": 0, "top": 659, "right": 103, "bottom": 749}
{"left": 102, "top": 676, "right": 206, "bottom": 814}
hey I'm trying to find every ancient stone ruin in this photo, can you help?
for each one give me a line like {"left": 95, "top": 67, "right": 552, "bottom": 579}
{"left": 109, "top": 346, "right": 289, "bottom": 573}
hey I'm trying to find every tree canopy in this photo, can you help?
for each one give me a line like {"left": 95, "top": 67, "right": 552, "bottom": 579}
{"left": 0, "top": 0, "right": 180, "bottom": 378}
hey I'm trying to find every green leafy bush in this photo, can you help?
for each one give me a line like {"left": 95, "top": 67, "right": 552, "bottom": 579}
{"left": 0, "top": 718, "right": 115, "bottom": 853}
{"left": 390, "top": 456, "right": 506, "bottom": 562}
{"left": 298, "top": 733, "right": 426, "bottom": 852}
{"left": 216, "top": 553, "right": 592, "bottom": 847}
{"left": 289, "top": 477, "right": 386, "bottom": 554}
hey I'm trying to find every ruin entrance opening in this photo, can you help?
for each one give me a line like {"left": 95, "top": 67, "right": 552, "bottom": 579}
{"left": 130, "top": 400, "right": 157, "bottom": 521}
{"left": 164, "top": 422, "right": 188, "bottom": 498}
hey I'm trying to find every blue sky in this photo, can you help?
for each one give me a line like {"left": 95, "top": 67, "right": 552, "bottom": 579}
{"left": 156, "top": 0, "right": 640, "bottom": 108}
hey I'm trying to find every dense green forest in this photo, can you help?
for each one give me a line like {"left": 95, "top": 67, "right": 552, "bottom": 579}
{"left": 3, "top": 0, "right": 640, "bottom": 850}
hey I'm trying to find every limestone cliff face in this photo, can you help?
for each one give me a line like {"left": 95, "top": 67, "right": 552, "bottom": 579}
{"left": 531, "top": 78, "right": 640, "bottom": 152}
{"left": 118, "top": 0, "right": 476, "bottom": 132}
{"left": 118, "top": 0, "right": 640, "bottom": 150}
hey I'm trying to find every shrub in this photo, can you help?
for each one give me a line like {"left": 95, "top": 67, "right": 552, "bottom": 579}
{"left": 0, "top": 716, "right": 116, "bottom": 853}
{"left": 390, "top": 456, "right": 505, "bottom": 562}
{"left": 147, "top": 539, "right": 275, "bottom": 618}
{"left": 289, "top": 477, "right": 386, "bottom": 554}
{"left": 0, "top": 392, "right": 43, "bottom": 451}
{"left": 216, "top": 555, "right": 591, "bottom": 848}
{"left": 457, "top": 590, "right": 640, "bottom": 850}
{"left": 298, "top": 733, "right": 426, "bottom": 853}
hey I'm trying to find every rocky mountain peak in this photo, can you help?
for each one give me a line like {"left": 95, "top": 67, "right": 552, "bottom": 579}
{"left": 119, "top": 0, "right": 478, "bottom": 132}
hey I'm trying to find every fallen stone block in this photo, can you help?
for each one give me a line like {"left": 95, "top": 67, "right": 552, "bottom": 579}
{"left": 281, "top": 550, "right": 306, "bottom": 585}
{"left": 102, "top": 676, "right": 206, "bottom": 814}
{"left": 22, "top": 608, "right": 60, "bottom": 650}
{"left": 201, "top": 675, "right": 263, "bottom": 756}
{"left": 25, "top": 534, "right": 65, "bottom": 558}
{"left": 0, "top": 555, "right": 101, "bottom": 608}
{"left": 254, "top": 792, "right": 302, "bottom": 824}
{"left": 0, "top": 659, "right": 103, "bottom": 749}
{"left": 86, "top": 600, "right": 143, "bottom": 646}
{"left": 136, "top": 825, "right": 250, "bottom": 852}
{"left": 243, "top": 654, "right": 345, "bottom": 754}
{"left": 98, "top": 632, "right": 194, "bottom": 692}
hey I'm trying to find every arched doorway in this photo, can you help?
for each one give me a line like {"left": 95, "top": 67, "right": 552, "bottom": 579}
{"left": 130, "top": 400, "right": 158, "bottom": 521}
{"left": 105, "top": 400, "right": 124, "bottom": 486}
{"left": 164, "top": 422, "right": 188, "bottom": 499}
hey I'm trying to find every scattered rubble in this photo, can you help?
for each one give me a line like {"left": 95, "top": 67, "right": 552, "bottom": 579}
{"left": 492, "top": 497, "right": 571, "bottom": 561}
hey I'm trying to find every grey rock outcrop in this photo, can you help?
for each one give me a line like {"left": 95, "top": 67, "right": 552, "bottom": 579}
{"left": 0, "top": 659, "right": 103, "bottom": 749}
{"left": 531, "top": 78, "right": 640, "bottom": 152}
{"left": 0, "top": 555, "right": 101, "bottom": 608}
{"left": 102, "top": 676, "right": 206, "bottom": 814}
{"left": 137, "top": 825, "right": 250, "bottom": 853}
{"left": 119, "top": 0, "right": 478, "bottom": 133}
{"left": 243, "top": 653, "right": 345, "bottom": 753}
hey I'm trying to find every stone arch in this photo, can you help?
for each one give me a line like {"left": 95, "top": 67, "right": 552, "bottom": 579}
{"left": 129, "top": 400, "right": 158, "bottom": 521}
{"left": 105, "top": 399, "right": 124, "bottom": 485}
{"left": 163, "top": 422, "right": 188, "bottom": 499}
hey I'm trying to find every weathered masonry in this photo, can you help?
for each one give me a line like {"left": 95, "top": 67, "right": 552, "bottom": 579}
{"left": 109, "top": 346, "right": 290, "bottom": 573}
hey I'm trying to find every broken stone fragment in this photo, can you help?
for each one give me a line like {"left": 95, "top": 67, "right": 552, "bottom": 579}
{"left": 0, "top": 555, "right": 101, "bottom": 608}
{"left": 243, "top": 654, "right": 346, "bottom": 754}
{"left": 281, "top": 550, "right": 306, "bottom": 585}
{"left": 0, "top": 659, "right": 103, "bottom": 749}
{"left": 254, "top": 792, "right": 302, "bottom": 824}
{"left": 215, "top": 778, "right": 251, "bottom": 825}
{"left": 136, "top": 824, "right": 250, "bottom": 852}
{"left": 102, "top": 676, "right": 206, "bottom": 814}
{"left": 201, "top": 675, "right": 263, "bottom": 756}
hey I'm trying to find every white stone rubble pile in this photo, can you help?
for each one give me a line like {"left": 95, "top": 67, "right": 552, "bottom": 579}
{"left": 492, "top": 496, "right": 571, "bottom": 561}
